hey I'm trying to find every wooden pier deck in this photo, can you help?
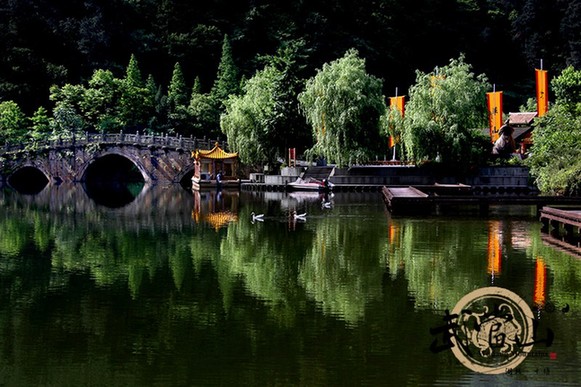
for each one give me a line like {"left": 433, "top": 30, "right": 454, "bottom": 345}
{"left": 539, "top": 207, "right": 581, "bottom": 258}
{"left": 540, "top": 206, "right": 581, "bottom": 231}
{"left": 382, "top": 186, "right": 581, "bottom": 215}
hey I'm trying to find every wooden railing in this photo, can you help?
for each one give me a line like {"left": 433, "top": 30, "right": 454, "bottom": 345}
{"left": 1, "top": 131, "right": 227, "bottom": 154}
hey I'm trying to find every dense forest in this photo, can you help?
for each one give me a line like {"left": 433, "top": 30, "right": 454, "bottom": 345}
{"left": 2, "top": 0, "right": 580, "bottom": 115}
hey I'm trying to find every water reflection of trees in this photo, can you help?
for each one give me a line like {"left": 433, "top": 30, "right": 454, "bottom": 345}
{"left": 3, "top": 190, "right": 581, "bottom": 384}
{"left": 385, "top": 218, "right": 491, "bottom": 310}
{"left": 299, "top": 214, "right": 385, "bottom": 325}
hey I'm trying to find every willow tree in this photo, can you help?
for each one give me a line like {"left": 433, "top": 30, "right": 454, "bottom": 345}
{"left": 220, "top": 65, "right": 280, "bottom": 166}
{"left": 221, "top": 42, "right": 309, "bottom": 167}
{"left": 298, "top": 49, "right": 386, "bottom": 166}
{"left": 401, "top": 55, "right": 490, "bottom": 167}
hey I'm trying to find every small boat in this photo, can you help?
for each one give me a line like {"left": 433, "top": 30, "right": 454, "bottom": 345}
{"left": 287, "top": 177, "right": 333, "bottom": 192}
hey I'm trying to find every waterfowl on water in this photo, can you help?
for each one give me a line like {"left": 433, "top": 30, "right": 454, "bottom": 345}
{"left": 293, "top": 211, "right": 307, "bottom": 220}
{"left": 250, "top": 212, "right": 264, "bottom": 222}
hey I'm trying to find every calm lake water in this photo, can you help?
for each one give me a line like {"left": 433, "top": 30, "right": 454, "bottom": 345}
{"left": 1, "top": 184, "right": 580, "bottom": 386}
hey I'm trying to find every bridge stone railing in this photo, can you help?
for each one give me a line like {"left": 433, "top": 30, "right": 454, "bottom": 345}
{"left": 1, "top": 131, "right": 227, "bottom": 155}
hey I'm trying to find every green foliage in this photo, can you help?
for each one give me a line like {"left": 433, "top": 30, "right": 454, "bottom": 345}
{"left": 119, "top": 55, "right": 155, "bottom": 131}
{"left": 211, "top": 35, "right": 240, "bottom": 107}
{"left": 527, "top": 66, "right": 581, "bottom": 195}
{"left": 221, "top": 42, "right": 311, "bottom": 166}
{"left": 551, "top": 65, "right": 581, "bottom": 114}
{"left": 167, "top": 62, "right": 188, "bottom": 109}
{"left": 29, "top": 106, "right": 52, "bottom": 142}
{"left": 84, "top": 69, "right": 123, "bottom": 132}
{"left": 298, "top": 49, "right": 385, "bottom": 166}
{"left": 189, "top": 80, "right": 219, "bottom": 137}
{"left": 401, "top": 55, "right": 490, "bottom": 168}
{"left": 221, "top": 65, "right": 280, "bottom": 165}
{"left": 0, "top": 100, "right": 28, "bottom": 145}
{"left": 167, "top": 62, "right": 190, "bottom": 134}
{"left": 51, "top": 105, "right": 84, "bottom": 139}
{"left": 519, "top": 97, "right": 537, "bottom": 112}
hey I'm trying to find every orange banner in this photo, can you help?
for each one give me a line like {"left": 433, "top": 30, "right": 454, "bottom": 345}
{"left": 389, "top": 96, "right": 405, "bottom": 117}
{"left": 388, "top": 96, "right": 405, "bottom": 149}
{"left": 536, "top": 69, "right": 549, "bottom": 117}
{"left": 486, "top": 91, "right": 503, "bottom": 143}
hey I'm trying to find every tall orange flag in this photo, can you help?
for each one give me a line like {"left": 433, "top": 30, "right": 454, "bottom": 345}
{"left": 389, "top": 96, "right": 405, "bottom": 116}
{"left": 536, "top": 69, "right": 549, "bottom": 117}
{"left": 388, "top": 96, "right": 405, "bottom": 148}
{"left": 486, "top": 91, "right": 503, "bottom": 143}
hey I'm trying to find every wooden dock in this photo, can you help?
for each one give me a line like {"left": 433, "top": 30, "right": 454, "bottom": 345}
{"left": 382, "top": 186, "right": 581, "bottom": 215}
{"left": 541, "top": 233, "right": 581, "bottom": 259}
{"left": 540, "top": 206, "right": 581, "bottom": 232}
{"left": 539, "top": 207, "right": 581, "bottom": 258}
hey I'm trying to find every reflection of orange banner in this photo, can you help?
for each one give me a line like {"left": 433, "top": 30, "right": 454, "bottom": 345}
{"left": 486, "top": 91, "right": 503, "bottom": 143}
{"left": 487, "top": 221, "right": 502, "bottom": 276}
{"left": 534, "top": 257, "right": 547, "bottom": 307}
{"left": 388, "top": 224, "right": 397, "bottom": 244}
{"left": 536, "top": 69, "right": 549, "bottom": 117}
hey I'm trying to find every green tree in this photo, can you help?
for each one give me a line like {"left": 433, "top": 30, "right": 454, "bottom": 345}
{"left": 211, "top": 34, "right": 240, "bottom": 107}
{"left": 261, "top": 40, "right": 312, "bottom": 159}
{"left": 52, "top": 105, "right": 84, "bottom": 139}
{"left": 189, "top": 77, "right": 219, "bottom": 137}
{"left": 220, "top": 65, "right": 280, "bottom": 166}
{"left": 0, "top": 100, "right": 27, "bottom": 144}
{"left": 84, "top": 69, "right": 122, "bottom": 132}
{"left": 221, "top": 42, "right": 311, "bottom": 167}
{"left": 49, "top": 69, "right": 123, "bottom": 135}
{"left": 298, "top": 49, "right": 385, "bottom": 166}
{"left": 551, "top": 65, "right": 581, "bottom": 114}
{"left": 527, "top": 66, "right": 581, "bottom": 195}
{"left": 401, "top": 55, "right": 490, "bottom": 167}
{"left": 119, "top": 54, "right": 155, "bottom": 132}
{"left": 29, "top": 106, "right": 52, "bottom": 142}
{"left": 167, "top": 62, "right": 190, "bottom": 134}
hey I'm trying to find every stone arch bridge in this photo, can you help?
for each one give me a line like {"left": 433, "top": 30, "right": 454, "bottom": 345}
{"left": 0, "top": 132, "right": 226, "bottom": 187}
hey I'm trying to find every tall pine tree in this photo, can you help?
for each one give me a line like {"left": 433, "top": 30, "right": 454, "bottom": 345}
{"left": 211, "top": 34, "right": 240, "bottom": 108}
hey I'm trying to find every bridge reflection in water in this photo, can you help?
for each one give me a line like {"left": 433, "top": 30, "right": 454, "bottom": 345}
{"left": 0, "top": 183, "right": 200, "bottom": 233}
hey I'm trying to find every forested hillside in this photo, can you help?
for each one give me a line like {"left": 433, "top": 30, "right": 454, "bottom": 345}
{"left": 2, "top": 0, "right": 580, "bottom": 115}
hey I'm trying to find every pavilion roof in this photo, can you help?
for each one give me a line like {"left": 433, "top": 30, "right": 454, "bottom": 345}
{"left": 192, "top": 142, "right": 238, "bottom": 160}
{"left": 508, "top": 112, "right": 537, "bottom": 126}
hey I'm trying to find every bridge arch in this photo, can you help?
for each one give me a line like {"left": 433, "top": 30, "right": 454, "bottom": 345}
{"left": 78, "top": 150, "right": 151, "bottom": 184}
{"left": 7, "top": 164, "right": 50, "bottom": 194}
{"left": 175, "top": 165, "right": 196, "bottom": 187}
